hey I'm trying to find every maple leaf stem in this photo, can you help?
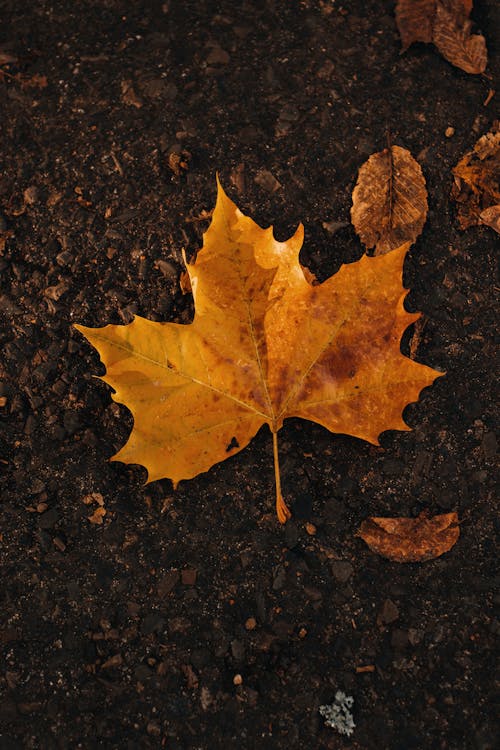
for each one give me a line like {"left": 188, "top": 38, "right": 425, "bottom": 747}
{"left": 272, "top": 430, "right": 291, "bottom": 524}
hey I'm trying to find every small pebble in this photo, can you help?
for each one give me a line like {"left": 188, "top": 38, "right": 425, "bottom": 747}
{"left": 377, "top": 598, "right": 399, "bottom": 626}
{"left": 305, "top": 522, "right": 317, "bottom": 535}
{"left": 101, "top": 653, "right": 123, "bottom": 669}
{"left": 445, "top": 127, "right": 455, "bottom": 138}
{"left": 233, "top": 673, "right": 243, "bottom": 686}
{"left": 254, "top": 169, "right": 281, "bottom": 193}
{"left": 146, "top": 721, "right": 161, "bottom": 737}
{"left": 331, "top": 560, "right": 354, "bottom": 583}
{"left": 181, "top": 568, "right": 197, "bottom": 586}
{"left": 245, "top": 617, "right": 257, "bottom": 631}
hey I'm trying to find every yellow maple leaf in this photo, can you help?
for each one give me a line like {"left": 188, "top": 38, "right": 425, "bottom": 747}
{"left": 75, "top": 180, "right": 443, "bottom": 523}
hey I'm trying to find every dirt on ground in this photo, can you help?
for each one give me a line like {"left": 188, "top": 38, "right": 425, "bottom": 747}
{"left": 0, "top": 1, "right": 498, "bottom": 748}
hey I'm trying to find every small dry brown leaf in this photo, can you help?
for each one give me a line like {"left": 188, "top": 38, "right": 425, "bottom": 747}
{"left": 168, "top": 149, "right": 190, "bottom": 176}
{"left": 395, "top": 0, "right": 436, "bottom": 50}
{"left": 433, "top": 1, "right": 487, "bottom": 74}
{"left": 451, "top": 126, "right": 500, "bottom": 229}
{"left": 480, "top": 205, "right": 500, "bottom": 234}
{"left": 357, "top": 511, "right": 460, "bottom": 562}
{"left": 351, "top": 146, "right": 428, "bottom": 255}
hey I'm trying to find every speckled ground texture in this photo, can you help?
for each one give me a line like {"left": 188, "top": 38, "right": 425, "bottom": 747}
{"left": 0, "top": 1, "right": 498, "bottom": 748}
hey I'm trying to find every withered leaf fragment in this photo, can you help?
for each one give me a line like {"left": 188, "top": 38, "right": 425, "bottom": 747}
{"left": 351, "top": 146, "right": 428, "bottom": 255}
{"left": 76, "top": 180, "right": 443, "bottom": 523}
{"left": 88, "top": 507, "right": 107, "bottom": 525}
{"left": 451, "top": 126, "right": 500, "bottom": 229}
{"left": 396, "top": 0, "right": 487, "bottom": 75}
{"left": 395, "top": 0, "right": 436, "bottom": 50}
{"left": 480, "top": 205, "right": 500, "bottom": 234}
{"left": 433, "top": 0, "right": 487, "bottom": 74}
{"left": 357, "top": 511, "right": 460, "bottom": 562}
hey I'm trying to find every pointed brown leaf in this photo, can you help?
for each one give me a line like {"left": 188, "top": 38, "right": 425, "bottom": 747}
{"left": 357, "top": 511, "right": 460, "bottom": 562}
{"left": 351, "top": 146, "right": 428, "bottom": 255}
{"left": 433, "top": 2, "right": 487, "bottom": 74}
{"left": 395, "top": 0, "right": 436, "bottom": 51}
{"left": 451, "top": 126, "right": 500, "bottom": 229}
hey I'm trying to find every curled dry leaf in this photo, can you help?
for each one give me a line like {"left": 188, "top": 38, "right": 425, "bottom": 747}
{"left": 351, "top": 146, "right": 428, "bottom": 255}
{"left": 451, "top": 126, "right": 500, "bottom": 229}
{"left": 357, "top": 511, "right": 460, "bottom": 562}
{"left": 76, "top": 179, "right": 443, "bottom": 524}
{"left": 396, "top": 0, "right": 487, "bottom": 75}
{"left": 433, "top": 1, "right": 487, "bottom": 75}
